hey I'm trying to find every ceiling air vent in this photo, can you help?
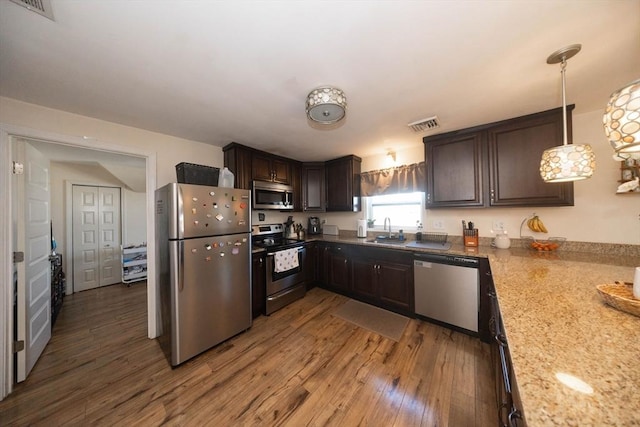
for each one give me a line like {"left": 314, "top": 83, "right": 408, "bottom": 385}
{"left": 10, "top": 0, "right": 54, "bottom": 21}
{"left": 408, "top": 116, "right": 440, "bottom": 133}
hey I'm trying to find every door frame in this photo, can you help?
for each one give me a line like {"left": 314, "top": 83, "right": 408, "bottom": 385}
{"left": 0, "top": 123, "right": 158, "bottom": 400}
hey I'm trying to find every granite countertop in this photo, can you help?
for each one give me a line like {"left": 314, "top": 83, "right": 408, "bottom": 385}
{"left": 303, "top": 234, "right": 640, "bottom": 425}
{"left": 487, "top": 251, "right": 640, "bottom": 426}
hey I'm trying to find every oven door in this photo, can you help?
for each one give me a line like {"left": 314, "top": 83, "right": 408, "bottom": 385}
{"left": 252, "top": 181, "right": 294, "bottom": 210}
{"left": 266, "top": 246, "right": 305, "bottom": 295}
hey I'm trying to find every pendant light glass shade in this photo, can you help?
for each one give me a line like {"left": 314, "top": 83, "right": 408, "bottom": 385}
{"left": 539, "top": 44, "right": 595, "bottom": 183}
{"left": 540, "top": 144, "right": 596, "bottom": 182}
{"left": 603, "top": 78, "right": 640, "bottom": 153}
{"left": 306, "top": 86, "right": 347, "bottom": 124}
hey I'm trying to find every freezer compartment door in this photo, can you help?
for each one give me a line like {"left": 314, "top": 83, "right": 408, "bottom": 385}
{"left": 168, "top": 234, "right": 252, "bottom": 366}
{"left": 158, "top": 183, "right": 251, "bottom": 239}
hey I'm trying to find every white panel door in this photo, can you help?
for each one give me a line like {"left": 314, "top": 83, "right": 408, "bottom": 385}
{"left": 73, "top": 185, "right": 121, "bottom": 291}
{"left": 14, "top": 141, "right": 52, "bottom": 382}
{"left": 73, "top": 186, "right": 99, "bottom": 292}
{"left": 98, "top": 187, "right": 121, "bottom": 286}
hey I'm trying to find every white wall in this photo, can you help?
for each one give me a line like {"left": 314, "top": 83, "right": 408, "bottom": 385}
{"left": 0, "top": 97, "right": 224, "bottom": 185}
{"left": 124, "top": 191, "right": 147, "bottom": 245}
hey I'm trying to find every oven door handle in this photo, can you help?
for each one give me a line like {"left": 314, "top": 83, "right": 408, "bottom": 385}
{"left": 266, "top": 247, "right": 305, "bottom": 257}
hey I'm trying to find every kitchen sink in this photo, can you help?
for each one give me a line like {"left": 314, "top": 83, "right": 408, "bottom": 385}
{"left": 365, "top": 238, "right": 407, "bottom": 245}
{"left": 405, "top": 241, "right": 452, "bottom": 251}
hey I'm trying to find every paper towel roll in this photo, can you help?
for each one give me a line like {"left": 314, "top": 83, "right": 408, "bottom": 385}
{"left": 357, "top": 219, "right": 367, "bottom": 238}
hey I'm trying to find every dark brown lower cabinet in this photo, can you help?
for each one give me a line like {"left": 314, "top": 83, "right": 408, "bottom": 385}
{"left": 327, "top": 245, "right": 350, "bottom": 293}
{"left": 315, "top": 242, "right": 350, "bottom": 294}
{"left": 489, "top": 285, "right": 527, "bottom": 427}
{"left": 251, "top": 251, "right": 266, "bottom": 318}
{"left": 303, "top": 242, "right": 317, "bottom": 289}
{"left": 351, "top": 247, "right": 413, "bottom": 314}
{"left": 378, "top": 260, "right": 413, "bottom": 312}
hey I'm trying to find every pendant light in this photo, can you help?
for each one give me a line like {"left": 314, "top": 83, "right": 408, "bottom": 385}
{"left": 539, "top": 44, "right": 596, "bottom": 183}
{"left": 306, "top": 86, "right": 347, "bottom": 124}
{"left": 603, "top": 78, "right": 640, "bottom": 154}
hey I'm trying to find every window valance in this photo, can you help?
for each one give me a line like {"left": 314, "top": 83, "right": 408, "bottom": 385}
{"left": 360, "top": 162, "right": 426, "bottom": 197}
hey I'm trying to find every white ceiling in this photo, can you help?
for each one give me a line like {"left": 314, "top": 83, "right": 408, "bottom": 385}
{"left": 1, "top": 0, "right": 639, "bottom": 162}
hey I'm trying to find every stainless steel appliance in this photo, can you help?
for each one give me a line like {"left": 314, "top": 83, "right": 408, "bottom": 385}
{"left": 307, "top": 217, "right": 321, "bottom": 235}
{"left": 252, "top": 180, "right": 294, "bottom": 210}
{"left": 414, "top": 253, "right": 479, "bottom": 333}
{"left": 155, "top": 183, "right": 252, "bottom": 366}
{"left": 252, "top": 224, "right": 306, "bottom": 314}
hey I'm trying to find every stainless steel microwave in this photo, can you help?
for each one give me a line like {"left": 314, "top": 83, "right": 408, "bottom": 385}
{"left": 252, "top": 181, "right": 294, "bottom": 210}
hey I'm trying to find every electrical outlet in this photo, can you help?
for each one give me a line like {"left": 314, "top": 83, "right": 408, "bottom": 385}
{"left": 493, "top": 220, "right": 505, "bottom": 231}
{"left": 432, "top": 220, "right": 444, "bottom": 230}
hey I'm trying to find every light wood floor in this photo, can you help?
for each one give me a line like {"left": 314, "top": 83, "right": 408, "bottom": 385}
{"left": 0, "top": 283, "right": 497, "bottom": 426}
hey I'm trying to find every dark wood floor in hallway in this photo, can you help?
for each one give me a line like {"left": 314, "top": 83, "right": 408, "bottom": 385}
{"left": 0, "top": 283, "right": 497, "bottom": 426}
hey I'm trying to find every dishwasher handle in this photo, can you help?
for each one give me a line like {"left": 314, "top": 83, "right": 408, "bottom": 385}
{"left": 414, "top": 252, "right": 479, "bottom": 268}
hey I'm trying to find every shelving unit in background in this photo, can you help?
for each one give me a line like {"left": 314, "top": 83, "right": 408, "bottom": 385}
{"left": 618, "top": 159, "right": 640, "bottom": 194}
{"left": 50, "top": 253, "right": 65, "bottom": 326}
{"left": 122, "top": 243, "right": 147, "bottom": 286}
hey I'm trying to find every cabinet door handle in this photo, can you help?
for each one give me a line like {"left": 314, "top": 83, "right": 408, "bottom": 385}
{"left": 508, "top": 409, "right": 523, "bottom": 426}
{"left": 490, "top": 189, "right": 495, "bottom": 203}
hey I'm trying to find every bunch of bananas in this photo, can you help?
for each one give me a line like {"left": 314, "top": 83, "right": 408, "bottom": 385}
{"left": 527, "top": 215, "right": 548, "bottom": 233}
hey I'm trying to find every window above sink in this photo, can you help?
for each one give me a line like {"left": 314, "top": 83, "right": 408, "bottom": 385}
{"left": 364, "top": 192, "right": 425, "bottom": 231}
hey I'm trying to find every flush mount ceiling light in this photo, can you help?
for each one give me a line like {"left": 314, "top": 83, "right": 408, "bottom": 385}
{"left": 603, "top": 78, "right": 640, "bottom": 154}
{"left": 539, "top": 44, "right": 596, "bottom": 183}
{"left": 306, "top": 86, "right": 347, "bottom": 124}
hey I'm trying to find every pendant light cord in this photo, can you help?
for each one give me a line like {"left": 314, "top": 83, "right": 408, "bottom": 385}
{"left": 561, "top": 58, "right": 568, "bottom": 146}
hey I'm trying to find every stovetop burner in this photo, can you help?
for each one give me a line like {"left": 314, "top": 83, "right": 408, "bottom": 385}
{"left": 252, "top": 223, "right": 304, "bottom": 252}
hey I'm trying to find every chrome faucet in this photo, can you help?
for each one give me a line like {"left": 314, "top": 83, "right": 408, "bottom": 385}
{"left": 383, "top": 217, "right": 391, "bottom": 238}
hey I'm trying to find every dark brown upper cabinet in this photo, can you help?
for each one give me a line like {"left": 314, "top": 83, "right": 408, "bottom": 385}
{"left": 223, "top": 142, "right": 293, "bottom": 189}
{"left": 425, "top": 132, "right": 486, "bottom": 207}
{"left": 223, "top": 143, "right": 361, "bottom": 212}
{"left": 301, "top": 162, "right": 325, "bottom": 212}
{"left": 252, "top": 152, "right": 291, "bottom": 185}
{"left": 424, "top": 106, "right": 574, "bottom": 208}
{"left": 325, "top": 155, "right": 362, "bottom": 212}
{"left": 222, "top": 143, "right": 253, "bottom": 190}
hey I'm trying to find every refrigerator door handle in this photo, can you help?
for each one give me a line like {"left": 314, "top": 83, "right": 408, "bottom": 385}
{"left": 169, "top": 240, "right": 184, "bottom": 293}
{"left": 178, "top": 240, "right": 185, "bottom": 292}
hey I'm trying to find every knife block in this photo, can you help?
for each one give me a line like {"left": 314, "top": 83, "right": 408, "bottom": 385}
{"left": 463, "top": 229, "right": 479, "bottom": 247}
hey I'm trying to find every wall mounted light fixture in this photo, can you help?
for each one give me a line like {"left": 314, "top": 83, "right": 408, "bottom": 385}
{"left": 387, "top": 151, "right": 396, "bottom": 162}
{"left": 539, "top": 44, "right": 596, "bottom": 183}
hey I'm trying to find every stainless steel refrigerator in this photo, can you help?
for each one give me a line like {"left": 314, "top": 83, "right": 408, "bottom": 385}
{"left": 155, "top": 183, "right": 252, "bottom": 366}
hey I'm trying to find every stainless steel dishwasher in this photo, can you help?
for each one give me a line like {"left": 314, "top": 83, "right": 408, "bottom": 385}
{"left": 414, "top": 253, "right": 479, "bottom": 333}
